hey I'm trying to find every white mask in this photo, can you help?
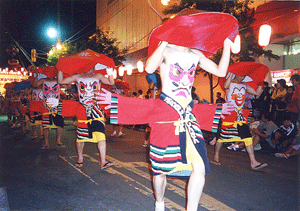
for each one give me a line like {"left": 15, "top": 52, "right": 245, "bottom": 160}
{"left": 42, "top": 81, "right": 60, "bottom": 108}
{"left": 77, "top": 77, "right": 100, "bottom": 106}
{"left": 160, "top": 47, "right": 198, "bottom": 100}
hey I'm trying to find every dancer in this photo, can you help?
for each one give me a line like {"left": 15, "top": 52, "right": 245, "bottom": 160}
{"left": 212, "top": 63, "right": 271, "bottom": 170}
{"left": 58, "top": 66, "right": 114, "bottom": 169}
{"left": 98, "top": 12, "right": 238, "bottom": 211}
{"left": 31, "top": 72, "right": 65, "bottom": 149}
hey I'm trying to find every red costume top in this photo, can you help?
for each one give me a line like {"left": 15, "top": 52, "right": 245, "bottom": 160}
{"left": 110, "top": 93, "right": 221, "bottom": 178}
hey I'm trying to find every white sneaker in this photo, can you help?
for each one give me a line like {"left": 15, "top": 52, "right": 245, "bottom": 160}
{"left": 155, "top": 201, "right": 164, "bottom": 211}
{"left": 118, "top": 132, "right": 126, "bottom": 137}
{"left": 227, "top": 143, "right": 239, "bottom": 151}
{"left": 111, "top": 131, "right": 116, "bottom": 136}
{"left": 254, "top": 143, "right": 262, "bottom": 151}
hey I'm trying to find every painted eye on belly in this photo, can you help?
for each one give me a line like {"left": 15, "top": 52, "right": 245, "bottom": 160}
{"left": 171, "top": 67, "right": 182, "bottom": 77}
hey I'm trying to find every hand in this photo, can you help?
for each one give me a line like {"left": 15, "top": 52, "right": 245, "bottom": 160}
{"left": 106, "top": 68, "right": 114, "bottom": 76}
{"left": 220, "top": 102, "right": 233, "bottom": 119}
{"left": 94, "top": 88, "right": 112, "bottom": 110}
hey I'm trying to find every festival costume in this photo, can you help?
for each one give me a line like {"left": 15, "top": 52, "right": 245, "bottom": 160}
{"left": 218, "top": 82, "right": 253, "bottom": 146}
{"left": 218, "top": 62, "right": 271, "bottom": 146}
{"left": 62, "top": 77, "right": 106, "bottom": 143}
{"left": 30, "top": 81, "right": 64, "bottom": 129}
{"left": 30, "top": 89, "right": 43, "bottom": 125}
{"left": 110, "top": 92, "right": 221, "bottom": 177}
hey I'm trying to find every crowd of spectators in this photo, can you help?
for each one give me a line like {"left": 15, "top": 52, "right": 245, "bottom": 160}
{"left": 225, "top": 74, "right": 300, "bottom": 158}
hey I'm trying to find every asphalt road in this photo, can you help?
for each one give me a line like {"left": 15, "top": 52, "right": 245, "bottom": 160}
{"left": 0, "top": 118, "right": 298, "bottom": 211}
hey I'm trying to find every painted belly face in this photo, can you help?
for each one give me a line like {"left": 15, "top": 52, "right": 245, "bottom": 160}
{"left": 77, "top": 78, "right": 100, "bottom": 106}
{"left": 231, "top": 86, "right": 246, "bottom": 108}
{"left": 43, "top": 81, "right": 60, "bottom": 108}
{"left": 161, "top": 49, "right": 198, "bottom": 100}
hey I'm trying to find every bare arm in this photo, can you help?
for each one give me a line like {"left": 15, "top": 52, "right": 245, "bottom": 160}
{"left": 32, "top": 73, "right": 45, "bottom": 87}
{"left": 192, "top": 38, "right": 232, "bottom": 77}
{"left": 246, "top": 84, "right": 263, "bottom": 97}
{"left": 95, "top": 74, "right": 114, "bottom": 85}
{"left": 57, "top": 70, "right": 79, "bottom": 84}
{"left": 145, "top": 41, "right": 168, "bottom": 74}
{"left": 224, "top": 72, "right": 234, "bottom": 90}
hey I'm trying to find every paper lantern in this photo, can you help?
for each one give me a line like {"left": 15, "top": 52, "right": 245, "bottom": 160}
{"left": 231, "top": 35, "right": 241, "bottom": 54}
{"left": 118, "top": 66, "right": 125, "bottom": 77}
{"left": 127, "top": 64, "right": 133, "bottom": 75}
{"left": 137, "top": 61, "right": 144, "bottom": 73}
{"left": 259, "top": 24, "right": 271, "bottom": 47}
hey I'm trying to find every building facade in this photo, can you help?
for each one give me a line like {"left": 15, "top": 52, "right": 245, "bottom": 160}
{"left": 96, "top": 0, "right": 300, "bottom": 100}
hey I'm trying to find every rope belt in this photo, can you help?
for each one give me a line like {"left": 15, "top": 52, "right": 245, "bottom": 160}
{"left": 78, "top": 117, "right": 105, "bottom": 124}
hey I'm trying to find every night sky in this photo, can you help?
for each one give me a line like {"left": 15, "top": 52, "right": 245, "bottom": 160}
{"left": 0, "top": 0, "right": 96, "bottom": 68}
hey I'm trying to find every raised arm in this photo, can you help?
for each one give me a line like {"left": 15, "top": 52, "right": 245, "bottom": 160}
{"left": 224, "top": 72, "right": 234, "bottom": 90}
{"left": 32, "top": 73, "right": 45, "bottom": 87}
{"left": 145, "top": 41, "right": 168, "bottom": 74}
{"left": 57, "top": 70, "right": 79, "bottom": 84}
{"left": 246, "top": 71, "right": 271, "bottom": 97}
{"left": 95, "top": 68, "right": 114, "bottom": 85}
{"left": 191, "top": 38, "right": 232, "bottom": 77}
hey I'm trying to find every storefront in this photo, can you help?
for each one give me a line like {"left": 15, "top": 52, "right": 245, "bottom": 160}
{"left": 270, "top": 68, "right": 299, "bottom": 86}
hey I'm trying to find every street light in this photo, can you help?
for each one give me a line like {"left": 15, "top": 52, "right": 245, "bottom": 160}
{"left": 46, "top": 27, "right": 58, "bottom": 39}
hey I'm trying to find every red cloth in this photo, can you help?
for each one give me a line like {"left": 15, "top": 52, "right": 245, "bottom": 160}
{"left": 36, "top": 66, "right": 58, "bottom": 79}
{"left": 56, "top": 49, "right": 116, "bottom": 77}
{"left": 219, "top": 62, "right": 270, "bottom": 90}
{"left": 148, "top": 12, "right": 239, "bottom": 58}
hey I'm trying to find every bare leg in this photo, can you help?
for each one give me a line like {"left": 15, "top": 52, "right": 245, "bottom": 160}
{"left": 32, "top": 125, "right": 37, "bottom": 137}
{"left": 55, "top": 126, "right": 63, "bottom": 145}
{"left": 252, "top": 134, "right": 260, "bottom": 147}
{"left": 213, "top": 141, "right": 223, "bottom": 162}
{"left": 76, "top": 142, "right": 84, "bottom": 164}
{"left": 97, "top": 140, "right": 106, "bottom": 167}
{"left": 39, "top": 124, "right": 44, "bottom": 137}
{"left": 245, "top": 144, "right": 265, "bottom": 168}
{"left": 187, "top": 163, "right": 205, "bottom": 211}
{"left": 153, "top": 174, "right": 167, "bottom": 203}
{"left": 43, "top": 128, "right": 50, "bottom": 147}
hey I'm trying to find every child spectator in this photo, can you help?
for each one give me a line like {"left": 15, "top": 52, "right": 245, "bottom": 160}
{"left": 275, "top": 121, "right": 300, "bottom": 159}
{"left": 271, "top": 117, "right": 297, "bottom": 153}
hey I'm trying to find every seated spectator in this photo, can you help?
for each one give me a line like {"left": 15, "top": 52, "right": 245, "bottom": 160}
{"left": 252, "top": 113, "right": 278, "bottom": 153}
{"left": 271, "top": 117, "right": 297, "bottom": 153}
{"left": 275, "top": 121, "right": 300, "bottom": 159}
{"left": 132, "top": 92, "right": 137, "bottom": 98}
{"left": 137, "top": 89, "right": 144, "bottom": 99}
{"left": 227, "top": 115, "right": 260, "bottom": 151}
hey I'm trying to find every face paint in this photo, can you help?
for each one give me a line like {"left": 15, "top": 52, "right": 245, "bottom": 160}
{"left": 228, "top": 84, "right": 246, "bottom": 109}
{"left": 43, "top": 81, "right": 60, "bottom": 108}
{"left": 160, "top": 48, "right": 199, "bottom": 100}
{"left": 77, "top": 77, "right": 100, "bottom": 106}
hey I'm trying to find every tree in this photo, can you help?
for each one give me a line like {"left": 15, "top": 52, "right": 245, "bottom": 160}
{"left": 47, "top": 42, "right": 78, "bottom": 66}
{"left": 47, "top": 28, "right": 127, "bottom": 67}
{"left": 163, "top": 0, "right": 280, "bottom": 103}
{"left": 80, "top": 28, "right": 128, "bottom": 67}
